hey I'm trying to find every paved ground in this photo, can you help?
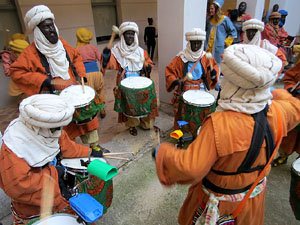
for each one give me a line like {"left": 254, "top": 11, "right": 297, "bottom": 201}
{"left": 0, "top": 63, "right": 300, "bottom": 225}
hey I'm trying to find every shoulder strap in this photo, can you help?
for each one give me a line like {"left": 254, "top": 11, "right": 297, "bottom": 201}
{"left": 37, "top": 50, "right": 51, "bottom": 77}
{"left": 65, "top": 49, "right": 81, "bottom": 82}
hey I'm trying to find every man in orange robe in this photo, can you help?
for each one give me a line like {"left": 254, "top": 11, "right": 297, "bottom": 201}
{"left": 10, "top": 5, "right": 101, "bottom": 148}
{"left": 0, "top": 94, "right": 103, "bottom": 224}
{"left": 273, "top": 60, "right": 300, "bottom": 166}
{"left": 155, "top": 44, "right": 300, "bottom": 225}
{"left": 165, "top": 28, "right": 219, "bottom": 133}
{"left": 102, "top": 22, "right": 157, "bottom": 136}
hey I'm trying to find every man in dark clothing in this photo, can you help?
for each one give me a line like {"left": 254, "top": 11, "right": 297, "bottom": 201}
{"left": 144, "top": 18, "right": 157, "bottom": 60}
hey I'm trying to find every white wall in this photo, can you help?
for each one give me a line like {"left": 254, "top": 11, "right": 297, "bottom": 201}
{"left": 236, "top": 0, "right": 265, "bottom": 20}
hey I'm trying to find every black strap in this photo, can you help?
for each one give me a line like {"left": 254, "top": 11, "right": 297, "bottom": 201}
{"left": 65, "top": 50, "right": 81, "bottom": 82}
{"left": 181, "top": 62, "right": 189, "bottom": 92}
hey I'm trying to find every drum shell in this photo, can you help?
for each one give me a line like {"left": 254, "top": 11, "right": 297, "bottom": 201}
{"left": 290, "top": 160, "right": 300, "bottom": 220}
{"left": 29, "top": 214, "right": 84, "bottom": 225}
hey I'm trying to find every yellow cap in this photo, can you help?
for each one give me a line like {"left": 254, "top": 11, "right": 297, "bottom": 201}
{"left": 76, "top": 27, "right": 93, "bottom": 47}
{"left": 170, "top": 130, "right": 183, "bottom": 139}
{"left": 9, "top": 39, "right": 29, "bottom": 53}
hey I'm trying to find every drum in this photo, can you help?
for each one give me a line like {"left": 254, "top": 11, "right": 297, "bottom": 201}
{"left": 61, "top": 157, "right": 113, "bottom": 215}
{"left": 178, "top": 90, "right": 216, "bottom": 136}
{"left": 60, "top": 85, "right": 104, "bottom": 124}
{"left": 29, "top": 214, "right": 84, "bottom": 225}
{"left": 114, "top": 76, "right": 158, "bottom": 118}
{"left": 290, "top": 158, "right": 300, "bottom": 220}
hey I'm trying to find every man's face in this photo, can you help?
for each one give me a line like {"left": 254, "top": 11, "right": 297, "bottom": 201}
{"left": 281, "top": 16, "right": 286, "bottom": 24}
{"left": 271, "top": 18, "right": 280, "bottom": 26}
{"left": 37, "top": 19, "right": 58, "bottom": 44}
{"left": 238, "top": 2, "right": 247, "bottom": 14}
{"left": 210, "top": 4, "right": 216, "bottom": 16}
{"left": 123, "top": 30, "right": 135, "bottom": 46}
{"left": 190, "top": 40, "right": 202, "bottom": 52}
{"left": 273, "top": 4, "right": 279, "bottom": 12}
{"left": 246, "top": 29, "right": 257, "bottom": 41}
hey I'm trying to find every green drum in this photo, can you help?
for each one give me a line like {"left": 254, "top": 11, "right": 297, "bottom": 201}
{"left": 178, "top": 90, "right": 216, "bottom": 136}
{"left": 61, "top": 158, "right": 113, "bottom": 215}
{"left": 290, "top": 158, "right": 300, "bottom": 220}
{"left": 114, "top": 76, "right": 158, "bottom": 118}
{"left": 60, "top": 85, "right": 104, "bottom": 124}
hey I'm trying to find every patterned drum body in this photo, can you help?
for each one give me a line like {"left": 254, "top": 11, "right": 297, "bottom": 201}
{"left": 114, "top": 77, "right": 158, "bottom": 118}
{"left": 29, "top": 214, "right": 84, "bottom": 225}
{"left": 178, "top": 90, "right": 216, "bottom": 136}
{"left": 290, "top": 158, "right": 300, "bottom": 220}
{"left": 60, "top": 85, "right": 104, "bottom": 124}
{"left": 61, "top": 158, "right": 113, "bottom": 215}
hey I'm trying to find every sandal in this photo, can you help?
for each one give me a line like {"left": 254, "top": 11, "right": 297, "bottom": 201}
{"left": 129, "top": 127, "right": 138, "bottom": 136}
{"left": 272, "top": 156, "right": 288, "bottom": 167}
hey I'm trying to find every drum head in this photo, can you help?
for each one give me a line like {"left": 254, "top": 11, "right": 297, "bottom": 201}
{"left": 32, "top": 214, "right": 84, "bottom": 224}
{"left": 183, "top": 90, "right": 215, "bottom": 107}
{"left": 292, "top": 158, "right": 300, "bottom": 175}
{"left": 61, "top": 157, "right": 107, "bottom": 170}
{"left": 60, "top": 85, "right": 95, "bottom": 108}
{"left": 120, "top": 77, "right": 152, "bottom": 89}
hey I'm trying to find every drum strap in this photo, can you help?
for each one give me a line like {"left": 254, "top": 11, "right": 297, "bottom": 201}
{"left": 37, "top": 48, "right": 82, "bottom": 82}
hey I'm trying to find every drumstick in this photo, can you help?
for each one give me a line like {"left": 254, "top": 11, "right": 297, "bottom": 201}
{"left": 104, "top": 156, "right": 130, "bottom": 161}
{"left": 40, "top": 174, "right": 55, "bottom": 221}
{"left": 206, "top": 52, "right": 213, "bottom": 70}
{"left": 5, "top": 29, "right": 10, "bottom": 50}
{"left": 107, "top": 25, "right": 119, "bottom": 49}
{"left": 81, "top": 77, "right": 85, "bottom": 94}
{"left": 103, "top": 152, "right": 134, "bottom": 156}
{"left": 290, "top": 81, "right": 300, "bottom": 93}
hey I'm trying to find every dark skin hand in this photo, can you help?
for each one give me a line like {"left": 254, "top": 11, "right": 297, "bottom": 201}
{"left": 124, "top": 30, "right": 135, "bottom": 46}
{"left": 271, "top": 18, "right": 280, "bottom": 26}
{"left": 238, "top": 2, "right": 247, "bottom": 15}
{"left": 190, "top": 40, "right": 202, "bottom": 52}
{"left": 246, "top": 29, "right": 258, "bottom": 41}
{"left": 37, "top": 18, "right": 58, "bottom": 44}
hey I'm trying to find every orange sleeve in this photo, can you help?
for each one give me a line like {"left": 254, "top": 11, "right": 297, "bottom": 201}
{"left": 202, "top": 55, "right": 219, "bottom": 90}
{"left": 165, "top": 56, "right": 184, "bottom": 92}
{"left": 104, "top": 53, "right": 122, "bottom": 71}
{"left": 143, "top": 50, "right": 154, "bottom": 67}
{"left": 59, "top": 131, "right": 90, "bottom": 158}
{"left": 0, "top": 144, "right": 67, "bottom": 210}
{"left": 276, "top": 48, "right": 287, "bottom": 75}
{"left": 283, "top": 61, "right": 300, "bottom": 90}
{"left": 155, "top": 117, "right": 218, "bottom": 186}
{"left": 10, "top": 45, "right": 48, "bottom": 96}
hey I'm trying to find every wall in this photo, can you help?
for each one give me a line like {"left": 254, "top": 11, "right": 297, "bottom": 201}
{"left": 15, "top": 0, "right": 97, "bottom": 47}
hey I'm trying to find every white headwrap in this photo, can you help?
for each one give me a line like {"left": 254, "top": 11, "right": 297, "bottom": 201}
{"left": 177, "top": 28, "right": 206, "bottom": 63}
{"left": 111, "top": 22, "right": 144, "bottom": 71}
{"left": 2, "top": 94, "right": 75, "bottom": 167}
{"left": 243, "top": 19, "right": 278, "bottom": 55}
{"left": 24, "top": 5, "right": 70, "bottom": 80}
{"left": 217, "top": 44, "right": 282, "bottom": 114}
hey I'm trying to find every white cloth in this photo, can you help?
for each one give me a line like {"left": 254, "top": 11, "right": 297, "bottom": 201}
{"left": 111, "top": 22, "right": 144, "bottom": 71}
{"left": 244, "top": 31, "right": 278, "bottom": 55}
{"left": 242, "top": 19, "right": 264, "bottom": 32}
{"left": 24, "top": 5, "right": 54, "bottom": 31}
{"left": 34, "top": 25, "right": 70, "bottom": 80}
{"left": 177, "top": 42, "right": 205, "bottom": 63}
{"left": 217, "top": 44, "right": 282, "bottom": 114}
{"left": 119, "top": 21, "right": 139, "bottom": 36}
{"left": 2, "top": 94, "right": 75, "bottom": 167}
{"left": 185, "top": 28, "right": 206, "bottom": 41}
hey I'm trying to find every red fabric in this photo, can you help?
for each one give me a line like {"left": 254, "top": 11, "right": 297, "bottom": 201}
{"left": 76, "top": 44, "right": 101, "bottom": 63}
{"left": 261, "top": 23, "right": 289, "bottom": 46}
{"left": 0, "top": 50, "right": 17, "bottom": 76}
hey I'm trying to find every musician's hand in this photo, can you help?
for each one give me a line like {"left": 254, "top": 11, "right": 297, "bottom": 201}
{"left": 55, "top": 166, "right": 71, "bottom": 200}
{"left": 103, "top": 47, "right": 111, "bottom": 55}
{"left": 287, "top": 87, "right": 299, "bottom": 97}
{"left": 210, "top": 69, "right": 217, "bottom": 81}
{"left": 170, "top": 79, "right": 180, "bottom": 89}
{"left": 42, "top": 78, "right": 56, "bottom": 94}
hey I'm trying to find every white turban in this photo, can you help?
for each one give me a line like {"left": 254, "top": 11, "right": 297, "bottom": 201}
{"left": 217, "top": 44, "right": 282, "bottom": 114}
{"left": 242, "top": 19, "right": 264, "bottom": 32}
{"left": 185, "top": 28, "right": 206, "bottom": 41}
{"left": 24, "top": 5, "right": 55, "bottom": 31}
{"left": 2, "top": 94, "right": 75, "bottom": 167}
{"left": 119, "top": 22, "right": 139, "bottom": 36}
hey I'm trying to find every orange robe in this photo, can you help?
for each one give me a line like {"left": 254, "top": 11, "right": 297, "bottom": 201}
{"left": 165, "top": 54, "right": 219, "bottom": 130}
{"left": 281, "top": 61, "right": 300, "bottom": 155}
{"left": 10, "top": 38, "right": 99, "bottom": 139}
{"left": 0, "top": 131, "right": 90, "bottom": 217}
{"left": 155, "top": 89, "right": 300, "bottom": 225}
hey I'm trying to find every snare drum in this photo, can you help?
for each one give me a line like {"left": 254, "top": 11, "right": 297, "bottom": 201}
{"left": 30, "top": 214, "right": 84, "bottom": 225}
{"left": 290, "top": 158, "right": 300, "bottom": 220}
{"left": 178, "top": 90, "right": 216, "bottom": 135}
{"left": 114, "top": 77, "right": 158, "bottom": 118}
{"left": 61, "top": 158, "right": 113, "bottom": 215}
{"left": 60, "top": 85, "right": 104, "bottom": 124}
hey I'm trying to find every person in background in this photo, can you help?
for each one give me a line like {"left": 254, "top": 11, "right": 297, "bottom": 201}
{"left": 0, "top": 37, "right": 29, "bottom": 97}
{"left": 144, "top": 18, "right": 157, "bottom": 61}
{"left": 102, "top": 22, "right": 157, "bottom": 136}
{"left": 264, "top": 4, "right": 279, "bottom": 23}
{"left": 242, "top": 19, "right": 287, "bottom": 75}
{"left": 154, "top": 44, "right": 300, "bottom": 225}
{"left": 205, "top": 0, "right": 237, "bottom": 65}
{"left": 278, "top": 9, "right": 288, "bottom": 28}
{"left": 237, "top": 1, "right": 251, "bottom": 23}
{"left": 0, "top": 94, "right": 104, "bottom": 224}
{"left": 228, "top": 9, "right": 242, "bottom": 44}
{"left": 76, "top": 27, "right": 106, "bottom": 118}
{"left": 165, "top": 28, "right": 219, "bottom": 133}
{"left": 272, "top": 60, "right": 300, "bottom": 167}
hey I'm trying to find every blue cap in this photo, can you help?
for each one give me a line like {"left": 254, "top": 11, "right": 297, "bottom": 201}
{"left": 177, "top": 121, "right": 189, "bottom": 127}
{"left": 279, "top": 9, "right": 288, "bottom": 16}
{"left": 214, "top": 0, "right": 224, "bottom": 8}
